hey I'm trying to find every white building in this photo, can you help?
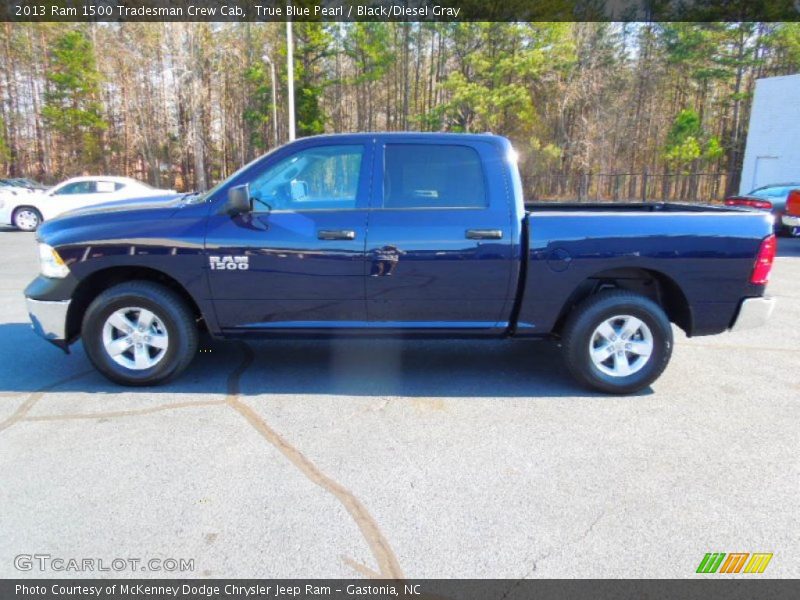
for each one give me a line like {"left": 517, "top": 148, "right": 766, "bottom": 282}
{"left": 740, "top": 73, "right": 800, "bottom": 194}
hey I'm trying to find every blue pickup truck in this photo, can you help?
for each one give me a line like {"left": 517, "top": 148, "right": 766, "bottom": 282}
{"left": 25, "top": 133, "right": 777, "bottom": 393}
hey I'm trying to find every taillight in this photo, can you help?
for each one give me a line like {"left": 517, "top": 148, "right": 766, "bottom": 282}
{"left": 751, "top": 234, "right": 777, "bottom": 285}
{"left": 725, "top": 197, "right": 773, "bottom": 210}
{"left": 786, "top": 189, "right": 800, "bottom": 216}
{"left": 754, "top": 199, "right": 773, "bottom": 210}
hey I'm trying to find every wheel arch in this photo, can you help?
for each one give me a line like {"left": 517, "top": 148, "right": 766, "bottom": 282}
{"left": 66, "top": 266, "right": 205, "bottom": 342}
{"left": 553, "top": 267, "right": 692, "bottom": 336}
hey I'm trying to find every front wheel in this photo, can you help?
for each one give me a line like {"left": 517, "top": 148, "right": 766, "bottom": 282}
{"left": 82, "top": 281, "right": 198, "bottom": 386}
{"left": 561, "top": 290, "right": 673, "bottom": 394}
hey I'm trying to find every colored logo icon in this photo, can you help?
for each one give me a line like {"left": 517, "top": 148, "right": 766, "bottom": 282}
{"left": 696, "top": 552, "right": 773, "bottom": 574}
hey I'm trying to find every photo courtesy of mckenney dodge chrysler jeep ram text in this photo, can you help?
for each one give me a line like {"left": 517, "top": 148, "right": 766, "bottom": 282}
{"left": 24, "top": 133, "right": 776, "bottom": 394}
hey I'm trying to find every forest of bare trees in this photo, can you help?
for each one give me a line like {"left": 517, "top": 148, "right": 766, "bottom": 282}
{"left": 1, "top": 22, "right": 799, "bottom": 200}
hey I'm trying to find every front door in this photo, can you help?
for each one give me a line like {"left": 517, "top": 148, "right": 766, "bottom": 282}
{"left": 48, "top": 180, "right": 117, "bottom": 218}
{"left": 205, "top": 141, "right": 373, "bottom": 331}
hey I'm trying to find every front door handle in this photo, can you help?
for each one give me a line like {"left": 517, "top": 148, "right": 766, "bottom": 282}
{"left": 317, "top": 229, "right": 356, "bottom": 241}
{"left": 466, "top": 229, "right": 503, "bottom": 240}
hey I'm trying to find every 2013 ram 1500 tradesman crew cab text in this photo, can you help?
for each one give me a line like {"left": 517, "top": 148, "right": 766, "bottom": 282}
{"left": 25, "top": 133, "right": 776, "bottom": 393}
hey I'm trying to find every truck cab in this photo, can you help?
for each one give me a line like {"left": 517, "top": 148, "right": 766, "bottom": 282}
{"left": 205, "top": 133, "right": 520, "bottom": 334}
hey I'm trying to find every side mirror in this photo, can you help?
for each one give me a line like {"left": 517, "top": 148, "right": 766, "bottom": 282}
{"left": 225, "top": 184, "right": 251, "bottom": 215}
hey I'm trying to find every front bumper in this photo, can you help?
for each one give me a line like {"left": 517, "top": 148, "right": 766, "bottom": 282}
{"left": 26, "top": 297, "right": 71, "bottom": 351}
{"left": 781, "top": 214, "right": 800, "bottom": 228}
{"left": 730, "top": 296, "right": 775, "bottom": 333}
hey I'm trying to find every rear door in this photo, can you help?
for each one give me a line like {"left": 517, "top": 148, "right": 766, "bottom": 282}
{"left": 87, "top": 180, "right": 124, "bottom": 206}
{"left": 364, "top": 138, "right": 515, "bottom": 331}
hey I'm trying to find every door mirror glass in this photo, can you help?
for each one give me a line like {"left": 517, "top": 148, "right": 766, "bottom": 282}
{"left": 225, "top": 184, "right": 252, "bottom": 215}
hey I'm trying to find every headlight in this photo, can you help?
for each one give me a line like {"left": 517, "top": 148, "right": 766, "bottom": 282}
{"left": 38, "top": 243, "right": 70, "bottom": 278}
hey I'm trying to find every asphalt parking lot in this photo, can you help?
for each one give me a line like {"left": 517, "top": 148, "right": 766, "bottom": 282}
{"left": 0, "top": 228, "right": 798, "bottom": 580}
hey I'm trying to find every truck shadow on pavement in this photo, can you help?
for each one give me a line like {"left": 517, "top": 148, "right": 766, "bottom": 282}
{"left": 0, "top": 322, "right": 638, "bottom": 398}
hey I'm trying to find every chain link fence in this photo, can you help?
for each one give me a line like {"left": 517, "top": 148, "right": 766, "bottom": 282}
{"left": 524, "top": 171, "right": 734, "bottom": 203}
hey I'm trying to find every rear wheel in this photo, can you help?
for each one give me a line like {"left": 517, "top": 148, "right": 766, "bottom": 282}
{"left": 12, "top": 206, "right": 42, "bottom": 231}
{"left": 82, "top": 281, "right": 198, "bottom": 386}
{"left": 561, "top": 290, "right": 673, "bottom": 394}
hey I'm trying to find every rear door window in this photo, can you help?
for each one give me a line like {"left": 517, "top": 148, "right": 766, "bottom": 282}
{"left": 382, "top": 144, "right": 487, "bottom": 209}
{"left": 96, "top": 181, "right": 118, "bottom": 193}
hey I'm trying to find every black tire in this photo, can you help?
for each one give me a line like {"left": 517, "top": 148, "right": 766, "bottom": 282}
{"left": 561, "top": 290, "right": 673, "bottom": 395}
{"left": 82, "top": 281, "right": 198, "bottom": 386}
{"left": 12, "top": 206, "right": 42, "bottom": 231}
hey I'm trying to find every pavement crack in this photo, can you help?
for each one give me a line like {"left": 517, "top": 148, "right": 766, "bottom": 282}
{"left": 576, "top": 509, "right": 605, "bottom": 544}
{"left": 501, "top": 509, "right": 605, "bottom": 597}
{"left": 23, "top": 399, "right": 226, "bottom": 422}
{"left": 0, "top": 370, "right": 94, "bottom": 434}
{"left": 499, "top": 550, "right": 552, "bottom": 600}
{"left": 225, "top": 342, "right": 404, "bottom": 580}
{"left": 5, "top": 344, "right": 406, "bottom": 579}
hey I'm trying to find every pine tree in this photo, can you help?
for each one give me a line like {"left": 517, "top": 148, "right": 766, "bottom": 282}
{"left": 41, "top": 29, "right": 107, "bottom": 173}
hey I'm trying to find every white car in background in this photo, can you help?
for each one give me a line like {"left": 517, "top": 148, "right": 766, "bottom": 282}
{"left": 0, "top": 176, "right": 176, "bottom": 231}
{"left": 0, "top": 181, "right": 37, "bottom": 198}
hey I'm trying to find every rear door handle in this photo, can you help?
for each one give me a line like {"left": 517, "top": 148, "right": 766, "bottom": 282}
{"left": 466, "top": 229, "right": 503, "bottom": 240}
{"left": 317, "top": 229, "right": 356, "bottom": 241}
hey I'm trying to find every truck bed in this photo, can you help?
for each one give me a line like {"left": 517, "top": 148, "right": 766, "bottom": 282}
{"left": 517, "top": 202, "right": 774, "bottom": 339}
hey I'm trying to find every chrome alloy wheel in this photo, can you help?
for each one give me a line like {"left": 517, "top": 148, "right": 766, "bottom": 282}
{"left": 101, "top": 307, "right": 169, "bottom": 370}
{"left": 589, "top": 314, "right": 653, "bottom": 377}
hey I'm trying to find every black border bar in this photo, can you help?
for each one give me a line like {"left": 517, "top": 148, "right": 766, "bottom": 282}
{"left": 3, "top": 1, "right": 800, "bottom": 23}
{"left": 3, "top": 579, "right": 800, "bottom": 600}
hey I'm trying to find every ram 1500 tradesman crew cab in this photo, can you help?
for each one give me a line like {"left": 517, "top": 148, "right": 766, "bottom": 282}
{"left": 25, "top": 133, "right": 777, "bottom": 393}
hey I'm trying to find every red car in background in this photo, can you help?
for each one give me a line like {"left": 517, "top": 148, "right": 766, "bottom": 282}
{"left": 781, "top": 189, "right": 800, "bottom": 235}
{"left": 725, "top": 183, "right": 800, "bottom": 236}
